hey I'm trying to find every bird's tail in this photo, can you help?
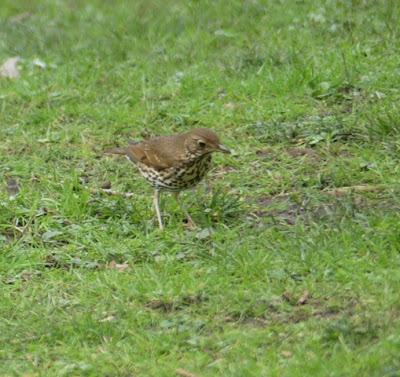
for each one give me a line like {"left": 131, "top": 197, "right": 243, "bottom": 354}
{"left": 105, "top": 140, "right": 140, "bottom": 156}
{"left": 104, "top": 147, "right": 127, "bottom": 155}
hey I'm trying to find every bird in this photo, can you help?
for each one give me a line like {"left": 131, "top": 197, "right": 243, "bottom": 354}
{"left": 105, "top": 128, "right": 231, "bottom": 230}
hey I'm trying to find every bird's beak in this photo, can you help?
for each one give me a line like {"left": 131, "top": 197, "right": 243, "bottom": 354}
{"left": 217, "top": 144, "right": 231, "bottom": 154}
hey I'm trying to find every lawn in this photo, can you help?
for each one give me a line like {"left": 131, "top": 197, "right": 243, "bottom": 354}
{"left": 1, "top": 0, "right": 400, "bottom": 376}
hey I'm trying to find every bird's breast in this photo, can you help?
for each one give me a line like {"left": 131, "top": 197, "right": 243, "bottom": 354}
{"left": 136, "top": 154, "right": 212, "bottom": 191}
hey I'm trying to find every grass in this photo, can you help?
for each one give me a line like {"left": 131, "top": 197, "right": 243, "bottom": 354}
{"left": 1, "top": 0, "right": 400, "bottom": 375}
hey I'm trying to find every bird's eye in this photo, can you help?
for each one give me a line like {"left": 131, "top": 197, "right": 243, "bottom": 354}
{"left": 198, "top": 140, "right": 206, "bottom": 148}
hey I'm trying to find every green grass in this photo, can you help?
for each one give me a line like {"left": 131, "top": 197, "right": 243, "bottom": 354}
{"left": 1, "top": 0, "right": 400, "bottom": 375}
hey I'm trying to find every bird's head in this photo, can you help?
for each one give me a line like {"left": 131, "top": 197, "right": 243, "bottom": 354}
{"left": 184, "top": 128, "right": 230, "bottom": 158}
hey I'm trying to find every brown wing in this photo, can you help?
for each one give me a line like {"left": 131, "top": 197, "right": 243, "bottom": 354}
{"left": 125, "top": 135, "right": 186, "bottom": 170}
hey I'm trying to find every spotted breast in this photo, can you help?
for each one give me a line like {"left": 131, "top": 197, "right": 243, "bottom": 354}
{"left": 137, "top": 154, "right": 212, "bottom": 192}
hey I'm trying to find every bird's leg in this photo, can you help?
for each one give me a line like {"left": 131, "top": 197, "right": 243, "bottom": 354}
{"left": 204, "top": 177, "right": 212, "bottom": 195}
{"left": 153, "top": 189, "right": 164, "bottom": 230}
{"left": 173, "top": 192, "right": 197, "bottom": 229}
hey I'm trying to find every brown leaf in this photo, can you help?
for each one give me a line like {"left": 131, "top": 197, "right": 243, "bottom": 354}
{"left": 101, "top": 181, "right": 112, "bottom": 189}
{"left": 282, "top": 291, "right": 293, "bottom": 303}
{"left": 297, "top": 290, "right": 309, "bottom": 305}
{"left": 30, "top": 175, "right": 41, "bottom": 183}
{"left": 99, "top": 315, "right": 116, "bottom": 322}
{"left": 281, "top": 350, "right": 292, "bottom": 358}
{"left": 223, "top": 102, "right": 236, "bottom": 110}
{"left": 107, "top": 260, "right": 129, "bottom": 272}
{"left": 0, "top": 57, "right": 20, "bottom": 79}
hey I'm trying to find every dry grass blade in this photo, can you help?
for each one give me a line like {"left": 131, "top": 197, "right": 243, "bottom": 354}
{"left": 106, "top": 261, "right": 129, "bottom": 272}
{"left": 176, "top": 369, "right": 199, "bottom": 377}
{"left": 323, "top": 185, "right": 386, "bottom": 196}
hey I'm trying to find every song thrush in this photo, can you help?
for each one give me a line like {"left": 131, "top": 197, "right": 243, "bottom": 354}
{"left": 106, "top": 128, "right": 230, "bottom": 229}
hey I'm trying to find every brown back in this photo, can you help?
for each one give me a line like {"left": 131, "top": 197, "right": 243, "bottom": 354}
{"left": 124, "top": 134, "right": 188, "bottom": 169}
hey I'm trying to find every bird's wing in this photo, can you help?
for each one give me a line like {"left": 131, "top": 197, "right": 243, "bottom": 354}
{"left": 125, "top": 137, "right": 184, "bottom": 169}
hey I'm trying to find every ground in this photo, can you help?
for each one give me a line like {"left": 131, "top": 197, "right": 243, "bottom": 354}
{"left": 1, "top": 0, "right": 400, "bottom": 376}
